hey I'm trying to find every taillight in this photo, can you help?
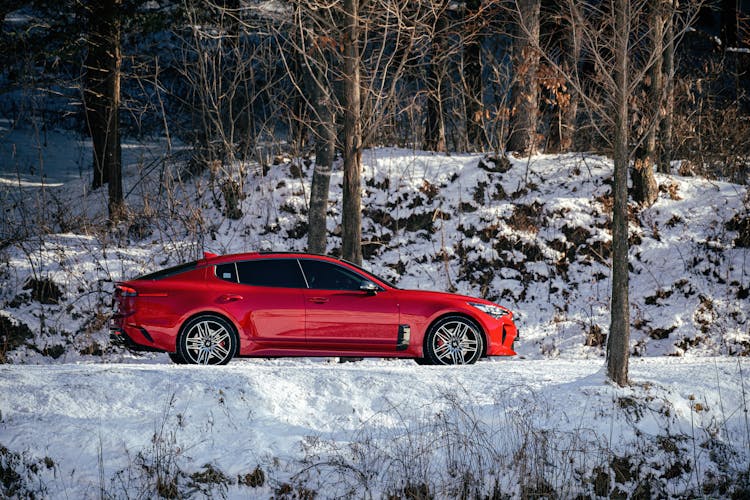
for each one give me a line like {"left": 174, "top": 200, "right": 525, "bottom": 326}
{"left": 116, "top": 285, "right": 138, "bottom": 297}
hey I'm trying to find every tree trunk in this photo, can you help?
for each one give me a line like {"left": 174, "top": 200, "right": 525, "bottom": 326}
{"left": 341, "top": 0, "right": 363, "bottom": 265}
{"left": 507, "top": 0, "right": 540, "bottom": 155}
{"left": 85, "top": 1, "right": 109, "bottom": 189}
{"left": 559, "top": 1, "right": 581, "bottom": 152}
{"left": 720, "top": 0, "right": 738, "bottom": 47}
{"left": 424, "top": 5, "right": 447, "bottom": 152}
{"left": 85, "top": 0, "right": 123, "bottom": 218}
{"left": 105, "top": 0, "right": 124, "bottom": 220}
{"left": 464, "top": 0, "right": 483, "bottom": 150}
{"left": 658, "top": 0, "right": 674, "bottom": 174}
{"left": 305, "top": 57, "right": 336, "bottom": 255}
{"left": 607, "top": 0, "right": 631, "bottom": 387}
{"left": 632, "top": 0, "right": 662, "bottom": 207}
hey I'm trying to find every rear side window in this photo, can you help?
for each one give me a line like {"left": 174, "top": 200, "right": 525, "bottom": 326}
{"left": 216, "top": 263, "right": 238, "bottom": 283}
{"left": 137, "top": 261, "right": 197, "bottom": 280}
{"left": 236, "top": 259, "right": 306, "bottom": 288}
{"left": 299, "top": 259, "right": 365, "bottom": 290}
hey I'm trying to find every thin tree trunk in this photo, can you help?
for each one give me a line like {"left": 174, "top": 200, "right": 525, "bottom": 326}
{"left": 559, "top": 1, "right": 581, "bottom": 152}
{"left": 306, "top": 58, "right": 336, "bottom": 254}
{"left": 105, "top": 0, "right": 124, "bottom": 220}
{"left": 658, "top": 0, "right": 674, "bottom": 174}
{"left": 508, "top": 0, "right": 540, "bottom": 155}
{"left": 341, "top": 0, "right": 363, "bottom": 265}
{"left": 85, "top": 0, "right": 123, "bottom": 217}
{"left": 85, "top": 1, "right": 109, "bottom": 189}
{"left": 607, "top": 0, "right": 631, "bottom": 387}
{"left": 633, "top": 0, "right": 661, "bottom": 207}
{"left": 424, "top": 5, "right": 447, "bottom": 152}
{"left": 464, "top": 0, "right": 483, "bottom": 150}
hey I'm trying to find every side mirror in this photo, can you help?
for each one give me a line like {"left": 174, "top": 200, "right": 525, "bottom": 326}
{"left": 359, "top": 281, "right": 379, "bottom": 295}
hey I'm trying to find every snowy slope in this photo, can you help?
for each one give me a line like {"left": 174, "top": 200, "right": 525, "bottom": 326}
{"left": 1, "top": 139, "right": 747, "bottom": 363}
{"left": 1, "top": 358, "right": 749, "bottom": 498}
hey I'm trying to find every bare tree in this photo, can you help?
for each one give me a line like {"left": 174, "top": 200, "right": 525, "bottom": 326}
{"left": 176, "top": 2, "right": 290, "bottom": 220}
{"left": 423, "top": 1, "right": 449, "bottom": 152}
{"left": 517, "top": 0, "right": 699, "bottom": 385}
{"left": 608, "top": 0, "right": 631, "bottom": 386}
{"left": 543, "top": 0, "right": 582, "bottom": 152}
{"left": 275, "top": 0, "right": 425, "bottom": 263}
{"left": 340, "top": 0, "right": 363, "bottom": 264}
{"left": 464, "top": 0, "right": 484, "bottom": 150}
{"left": 84, "top": 0, "right": 124, "bottom": 220}
{"left": 657, "top": 0, "right": 675, "bottom": 173}
{"left": 508, "top": 0, "right": 541, "bottom": 155}
{"left": 305, "top": 41, "right": 337, "bottom": 255}
{"left": 633, "top": 0, "right": 668, "bottom": 206}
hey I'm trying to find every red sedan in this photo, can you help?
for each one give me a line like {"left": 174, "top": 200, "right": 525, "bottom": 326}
{"left": 110, "top": 252, "right": 518, "bottom": 365}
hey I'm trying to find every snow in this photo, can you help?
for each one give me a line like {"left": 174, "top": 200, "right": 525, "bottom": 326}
{"left": 1, "top": 127, "right": 749, "bottom": 496}
{"left": 1, "top": 358, "right": 748, "bottom": 497}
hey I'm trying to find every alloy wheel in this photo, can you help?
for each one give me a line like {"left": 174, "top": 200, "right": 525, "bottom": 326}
{"left": 426, "top": 317, "right": 483, "bottom": 365}
{"left": 180, "top": 316, "right": 236, "bottom": 365}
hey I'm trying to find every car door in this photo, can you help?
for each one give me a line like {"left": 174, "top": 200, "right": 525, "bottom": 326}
{"left": 299, "top": 258, "right": 401, "bottom": 351}
{"left": 213, "top": 258, "right": 306, "bottom": 348}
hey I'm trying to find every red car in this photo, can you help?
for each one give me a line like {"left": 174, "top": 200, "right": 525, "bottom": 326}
{"left": 110, "top": 252, "right": 518, "bottom": 365}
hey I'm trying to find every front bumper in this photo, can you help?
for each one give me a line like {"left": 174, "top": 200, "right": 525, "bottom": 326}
{"left": 486, "top": 320, "right": 518, "bottom": 356}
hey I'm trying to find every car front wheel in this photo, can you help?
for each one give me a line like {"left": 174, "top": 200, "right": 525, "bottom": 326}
{"left": 177, "top": 315, "right": 237, "bottom": 365}
{"left": 425, "top": 316, "right": 484, "bottom": 365}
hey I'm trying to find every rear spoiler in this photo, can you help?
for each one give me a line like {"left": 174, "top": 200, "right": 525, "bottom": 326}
{"left": 197, "top": 251, "right": 219, "bottom": 267}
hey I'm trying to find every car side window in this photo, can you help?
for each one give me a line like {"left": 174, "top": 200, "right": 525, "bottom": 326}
{"left": 236, "top": 259, "right": 306, "bottom": 288}
{"left": 300, "top": 260, "right": 366, "bottom": 291}
{"left": 216, "top": 263, "right": 238, "bottom": 283}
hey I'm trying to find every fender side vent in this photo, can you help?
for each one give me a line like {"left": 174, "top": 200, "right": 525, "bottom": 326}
{"left": 397, "top": 325, "right": 411, "bottom": 351}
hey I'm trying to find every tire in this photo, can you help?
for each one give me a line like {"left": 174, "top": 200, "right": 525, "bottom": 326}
{"left": 424, "top": 316, "right": 484, "bottom": 365}
{"left": 177, "top": 314, "right": 238, "bottom": 365}
{"left": 168, "top": 352, "right": 187, "bottom": 364}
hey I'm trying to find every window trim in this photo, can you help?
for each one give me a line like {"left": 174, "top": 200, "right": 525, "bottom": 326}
{"left": 296, "top": 259, "right": 310, "bottom": 288}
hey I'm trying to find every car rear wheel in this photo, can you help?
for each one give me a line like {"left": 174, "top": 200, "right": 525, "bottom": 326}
{"left": 177, "top": 315, "right": 237, "bottom": 365}
{"left": 425, "top": 316, "right": 484, "bottom": 365}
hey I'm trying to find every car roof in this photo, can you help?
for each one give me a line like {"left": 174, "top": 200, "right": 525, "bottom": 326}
{"left": 201, "top": 251, "right": 346, "bottom": 266}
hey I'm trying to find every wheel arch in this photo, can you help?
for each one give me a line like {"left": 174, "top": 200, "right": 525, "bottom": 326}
{"left": 177, "top": 310, "right": 241, "bottom": 353}
{"left": 423, "top": 312, "right": 488, "bottom": 358}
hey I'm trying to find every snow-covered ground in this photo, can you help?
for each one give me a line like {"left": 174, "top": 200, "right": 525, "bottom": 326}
{"left": 1, "top": 127, "right": 749, "bottom": 496}
{"left": 1, "top": 357, "right": 749, "bottom": 498}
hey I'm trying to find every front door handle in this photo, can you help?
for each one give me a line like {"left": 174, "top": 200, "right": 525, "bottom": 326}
{"left": 308, "top": 297, "right": 329, "bottom": 304}
{"left": 218, "top": 294, "right": 243, "bottom": 303}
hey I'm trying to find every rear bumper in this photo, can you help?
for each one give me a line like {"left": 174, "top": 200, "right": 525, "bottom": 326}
{"left": 109, "top": 318, "right": 163, "bottom": 352}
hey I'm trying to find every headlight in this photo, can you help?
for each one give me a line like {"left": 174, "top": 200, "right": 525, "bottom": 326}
{"left": 468, "top": 302, "right": 510, "bottom": 319}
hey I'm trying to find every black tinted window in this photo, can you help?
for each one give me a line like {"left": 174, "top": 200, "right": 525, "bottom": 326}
{"left": 136, "top": 261, "right": 197, "bottom": 280}
{"left": 237, "top": 259, "right": 305, "bottom": 288}
{"left": 216, "top": 263, "right": 238, "bottom": 282}
{"left": 300, "top": 260, "right": 366, "bottom": 290}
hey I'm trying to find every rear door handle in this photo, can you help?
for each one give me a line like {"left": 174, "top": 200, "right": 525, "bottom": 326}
{"left": 308, "top": 297, "right": 329, "bottom": 304}
{"left": 218, "top": 294, "right": 243, "bottom": 303}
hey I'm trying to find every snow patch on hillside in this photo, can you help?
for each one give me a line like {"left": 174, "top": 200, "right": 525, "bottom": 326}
{"left": 1, "top": 134, "right": 747, "bottom": 363}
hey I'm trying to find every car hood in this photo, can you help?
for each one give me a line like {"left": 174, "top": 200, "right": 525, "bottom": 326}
{"left": 399, "top": 288, "right": 494, "bottom": 305}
